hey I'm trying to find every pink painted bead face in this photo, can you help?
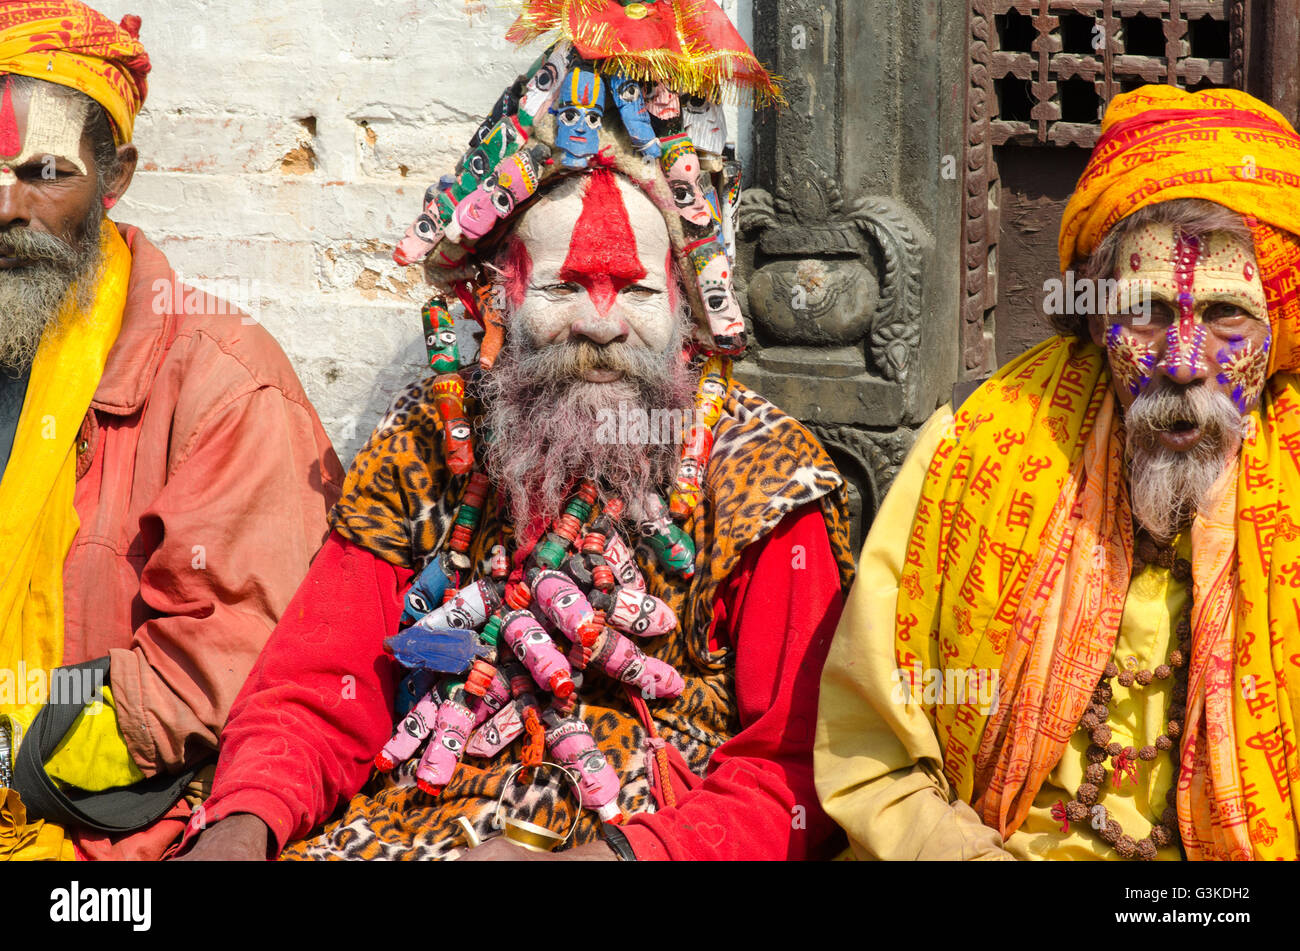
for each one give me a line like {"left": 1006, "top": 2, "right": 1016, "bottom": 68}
{"left": 546, "top": 720, "right": 620, "bottom": 808}
{"left": 1102, "top": 223, "right": 1271, "bottom": 420}
{"left": 643, "top": 82, "right": 680, "bottom": 120}
{"left": 609, "top": 587, "right": 676, "bottom": 636}
{"left": 603, "top": 532, "right": 644, "bottom": 591}
{"left": 533, "top": 570, "right": 594, "bottom": 636}
{"left": 453, "top": 185, "right": 501, "bottom": 242}
{"left": 394, "top": 211, "right": 445, "bottom": 266}
{"left": 664, "top": 150, "right": 715, "bottom": 227}
{"left": 689, "top": 241, "right": 744, "bottom": 338}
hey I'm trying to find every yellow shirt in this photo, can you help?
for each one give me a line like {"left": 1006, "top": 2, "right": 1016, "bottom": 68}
{"left": 815, "top": 407, "right": 1186, "bottom": 860}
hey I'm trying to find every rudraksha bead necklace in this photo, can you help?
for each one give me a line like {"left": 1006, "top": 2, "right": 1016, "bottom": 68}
{"left": 1055, "top": 528, "right": 1190, "bottom": 860}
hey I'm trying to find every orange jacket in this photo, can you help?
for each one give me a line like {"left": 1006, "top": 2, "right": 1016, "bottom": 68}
{"left": 61, "top": 223, "right": 344, "bottom": 859}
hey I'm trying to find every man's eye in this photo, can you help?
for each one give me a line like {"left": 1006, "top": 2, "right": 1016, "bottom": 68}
{"left": 1204, "top": 302, "right": 1251, "bottom": 323}
{"left": 623, "top": 285, "right": 659, "bottom": 300}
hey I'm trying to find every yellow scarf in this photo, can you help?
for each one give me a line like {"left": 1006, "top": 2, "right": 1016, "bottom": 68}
{"left": 0, "top": 220, "right": 129, "bottom": 860}
{"left": 897, "top": 336, "right": 1300, "bottom": 861}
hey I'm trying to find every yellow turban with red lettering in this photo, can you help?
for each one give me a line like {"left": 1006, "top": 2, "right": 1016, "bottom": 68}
{"left": 0, "top": 1, "right": 150, "bottom": 144}
{"left": 1059, "top": 86, "right": 1300, "bottom": 375}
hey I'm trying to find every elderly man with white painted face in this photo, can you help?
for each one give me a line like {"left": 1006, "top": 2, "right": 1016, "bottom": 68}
{"left": 0, "top": 3, "right": 342, "bottom": 861}
{"left": 816, "top": 86, "right": 1300, "bottom": 861}
{"left": 182, "top": 1, "right": 854, "bottom": 862}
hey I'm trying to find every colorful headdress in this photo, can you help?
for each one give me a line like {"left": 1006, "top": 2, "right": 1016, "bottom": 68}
{"left": 393, "top": 0, "right": 769, "bottom": 359}
{"left": 1059, "top": 86, "right": 1300, "bottom": 375}
{"left": 0, "top": 2, "right": 151, "bottom": 144}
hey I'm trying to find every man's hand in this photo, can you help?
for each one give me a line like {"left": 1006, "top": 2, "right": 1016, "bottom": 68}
{"left": 457, "top": 836, "right": 619, "bottom": 861}
{"left": 172, "top": 813, "right": 271, "bottom": 861}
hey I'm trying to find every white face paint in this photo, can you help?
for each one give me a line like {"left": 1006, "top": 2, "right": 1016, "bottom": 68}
{"left": 0, "top": 81, "right": 89, "bottom": 187}
{"left": 510, "top": 174, "right": 676, "bottom": 354}
{"left": 682, "top": 97, "right": 726, "bottom": 156}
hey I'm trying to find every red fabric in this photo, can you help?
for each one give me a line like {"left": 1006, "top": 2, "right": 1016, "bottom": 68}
{"left": 621, "top": 503, "right": 844, "bottom": 860}
{"left": 62, "top": 223, "right": 343, "bottom": 860}
{"left": 195, "top": 503, "right": 844, "bottom": 860}
{"left": 191, "top": 533, "right": 412, "bottom": 852}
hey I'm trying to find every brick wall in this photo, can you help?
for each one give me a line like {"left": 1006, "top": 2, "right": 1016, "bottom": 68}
{"left": 94, "top": 0, "right": 752, "bottom": 465}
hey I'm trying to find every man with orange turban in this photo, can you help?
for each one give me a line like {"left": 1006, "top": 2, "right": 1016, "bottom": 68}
{"left": 0, "top": 3, "right": 341, "bottom": 860}
{"left": 816, "top": 86, "right": 1300, "bottom": 861}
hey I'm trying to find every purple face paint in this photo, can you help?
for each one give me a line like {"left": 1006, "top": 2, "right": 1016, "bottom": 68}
{"left": 1215, "top": 335, "right": 1272, "bottom": 412}
{"left": 1105, "top": 323, "right": 1158, "bottom": 397}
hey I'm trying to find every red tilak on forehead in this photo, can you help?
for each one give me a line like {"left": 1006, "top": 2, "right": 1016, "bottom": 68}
{"left": 1174, "top": 230, "right": 1201, "bottom": 337}
{"left": 560, "top": 169, "right": 647, "bottom": 317}
{"left": 0, "top": 77, "right": 19, "bottom": 157}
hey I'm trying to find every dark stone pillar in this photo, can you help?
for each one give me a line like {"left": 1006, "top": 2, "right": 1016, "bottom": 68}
{"left": 737, "top": 0, "right": 968, "bottom": 547}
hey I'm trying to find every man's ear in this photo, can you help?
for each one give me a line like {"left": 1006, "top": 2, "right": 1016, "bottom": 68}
{"left": 103, "top": 143, "right": 137, "bottom": 206}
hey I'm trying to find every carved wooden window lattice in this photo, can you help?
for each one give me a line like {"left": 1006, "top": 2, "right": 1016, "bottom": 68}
{"left": 989, "top": 1, "right": 1245, "bottom": 148}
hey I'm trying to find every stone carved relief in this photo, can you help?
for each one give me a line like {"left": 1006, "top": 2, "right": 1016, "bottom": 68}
{"left": 807, "top": 420, "right": 920, "bottom": 551}
{"left": 739, "top": 161, "right": 925, "bottom": 386}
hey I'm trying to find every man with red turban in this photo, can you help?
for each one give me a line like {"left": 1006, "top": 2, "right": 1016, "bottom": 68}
{"left": 817, "top": 87, "right": 1300, "bottom": 860}
{"left": 0, "top": 3, "right": 341, "bottom": 860}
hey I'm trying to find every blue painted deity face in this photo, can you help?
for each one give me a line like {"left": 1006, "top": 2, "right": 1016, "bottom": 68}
{"left": 553, "top": 68, "right": 606, "bottom": 167}
{"left": 608, "top": 74, "right": 659, "bottom": 155}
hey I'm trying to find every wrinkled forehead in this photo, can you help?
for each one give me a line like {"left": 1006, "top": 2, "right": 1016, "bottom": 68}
{"left": 511, "top": 173, "right": 672, "bottom": 276}
{"left": 0, "top": 77, "right": 91, "bottom": 172}
{"left": 1116, "top": 219, "right": 1268, "bottom": 321}
{"left": 1118, "top": 221, "right": 1261, "bottom": 288}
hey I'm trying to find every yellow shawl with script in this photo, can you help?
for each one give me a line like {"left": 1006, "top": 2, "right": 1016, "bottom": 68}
{"left": 898, "top": 85, "right": 1300, "bottom": 862}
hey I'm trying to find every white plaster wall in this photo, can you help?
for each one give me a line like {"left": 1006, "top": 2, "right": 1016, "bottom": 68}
{"left": 93, "top": 0, "right": 753, "bottom": 465}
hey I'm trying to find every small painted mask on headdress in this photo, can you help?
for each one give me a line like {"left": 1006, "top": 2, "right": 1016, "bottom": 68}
{"left": 681, "top": 95, "right": 727, "bottom": 156}
{"left": 553, "top": 67, "right": 606, "bottom": 168}
{"left": 608, "top": 74, "right": 660, "bottom": 156}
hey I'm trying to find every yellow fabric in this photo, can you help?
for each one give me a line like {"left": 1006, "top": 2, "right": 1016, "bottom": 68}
{"left": 0, "top": 2, "right": 150, "bottom": 144}
{"left": 888, "top": 334, "right": 1300, "bottom": 860}
{"left": 0, "top": 220, "right": 129, "bottom": 862}
{"left": 1006, "top": 533, "right": 1188, "bottom": 860}
{"left": 817, "top": 409, "right": 1184, "bottom": 860}
{"left": 815, "top": 408, "right": 1013, "bottom": 861}
{"left": 0, "top": 219, "right": 128, "bottom": 722}
{"left": 0, "top": 786, "right": 75, "bottom": 861}
{"left": 44, "top": 685, "right": 143, "bottom": 792}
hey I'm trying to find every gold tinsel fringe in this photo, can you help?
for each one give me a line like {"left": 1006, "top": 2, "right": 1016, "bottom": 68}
{"left": 504, "top": 0, "right": 784, "bottom": 106}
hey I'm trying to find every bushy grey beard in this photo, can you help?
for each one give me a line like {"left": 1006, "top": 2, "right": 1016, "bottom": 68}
{"left": 1124, "top": 380, "right": 1245, "bottom": 541}
{"left": 0, "top": 203, "right": 105, "bottom": 374}
{"left": 480, "top": 324, "right": 696, "bottom": 529}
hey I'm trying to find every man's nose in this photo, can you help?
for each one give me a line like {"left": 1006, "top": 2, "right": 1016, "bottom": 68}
{"left": 0, "top": 182, "right": 30, "bottom": 230}
{"left": 570, "top": 308, "right": 629, "bottom": 346}
{"left": 1158, "top": 323, "right": 1212, "bottom": 385}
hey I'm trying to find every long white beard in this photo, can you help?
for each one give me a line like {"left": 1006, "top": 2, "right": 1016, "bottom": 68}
{"left": 1124, "top": 382, "right": 1244, "bottom": 541}
{"left": 479, "top": 325, "right": 696, "bottom": 529}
